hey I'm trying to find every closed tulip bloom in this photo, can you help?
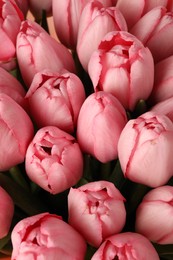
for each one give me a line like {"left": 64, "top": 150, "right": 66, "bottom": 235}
{"left": 25, "top": 126, "right": 83, "bottom": 194}
{"left": 130, "top": 6, "right": 173, "bottom": 62}
{"left": 0, "top": 0, "right": 24, "bottom": 70}
{"left": 11, "top": 212, "right": 87, "bottom": 260}
{"left": 118, "top": 111, "right": 173, "bottom": 187}
{"left": 91, "top": 232, "right": 159, "bottom": 260}
{"left": 135, "top": 185, "right": 173, "bottom": 244}
{"left": 88, "top": 31, "right": 154, "bottom": 111}
{"left": 68, "top": 181, "right": 126, "bottom": 247}
{"left": 77, "top": 91, "right": 127, "bottom": 163}
{"left": 25, "top": 70, "right": 85, "bottom": 133}
{"left": 16, "top": 20, "right": 76, "bottom": 87}
{"left": 0, "top": 67, "right": 26, "bottom": 107}
{"left": 151, "top": 97, "right": 173, "bottom": 122}
{"left": 116, "top": 0, "right": 173, "bottom": 29}
{"left": 0, "top": 186, "right": 14, "bottom": 239}
{"left": 77, "top": 1, "right": 127, "bottom": 71}
{"left": 52, "top": 0, "right": 115, "bottom": 50}
{"left": 0, "top": 93, "right": 34, "bottom": 171}
{"left": 28, "top": 0, "right": 52, "bottom": 19}
{"left": 150, "top": 55, "right": 173, "bottom": 104}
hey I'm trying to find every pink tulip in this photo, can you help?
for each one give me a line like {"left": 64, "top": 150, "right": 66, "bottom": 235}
{"left": 15, "top": 0, "right": 29, "bottom": 16}
{"left": 116, "top": 0, "right": 173, "bottom": 29}
{"left": 52, "top": 0, "right": 115, "bottom": 50}
{"left": 11, "top": 212, "right": 87, "bottom": 260}
{"left": 0, "top": 93, "right": 34, "bottom": 171}
{"left": 25, "top": 69, "right": 85, "bottom": 133}
{"left": 77, "top": 1, "right": 127, "bottom": 71}
{"left": 28, "top": 0, "right": 52, "bottom": 19}
{"left": 77, "top": 91, "right": 127, "bottom": 163}
{"left": 0, "top": 0, "right": 24, "bottom": 70}
{"left": 0, "top": 186, "right": 14, "bottom": 239}
{"left": 91, "top": 232, "right": 159, "bottom": 260}
{"left": 149, "top": 55, "right": 173, "bottom": 104}
{"left": 25, "top": 126, "right": 83, "bottom": 194}
{"left": 0, "top": 67, "right": 26, "bottom": 107}
{"left": 16, "top": 20, "right": 76, "bottom": 87}
{"left": 118, "top": 111, "right": 173, "bottom": 187}
{"left": 130, "top": 6, "right": 173, "bottom": 63}
{"left": 88, "top": 31, "right": 154, "bottom": 111}
{"left": 151, "top": 97, "right": 173, "bottom": 122}
{"left": 68, "top": 181, "right": 126, "bottom": 247}
{"left": 135, "top": 185, "right": 173, "bottom": 244}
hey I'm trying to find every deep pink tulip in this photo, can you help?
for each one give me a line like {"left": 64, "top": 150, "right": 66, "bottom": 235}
{"left": 91, "top": 232, "right": 159, "bottom": 260}
{"left": 150, "top": 55, "right": 173, "bottom": 104}
{"left": 0, "top": 0, "right": 24, "bottom": 70}
{"left": 0, "top": 93, "right": 34, "bottom": 171}
{"left": 77, "top": 91, "right": 127, "bottom": 163}
{"left": 52, "top": 0, "right": 115, "bottom": 50}
{"left": 118, "top": 111, "right": 173, "bottom": 187}
{"left": 151, "top": 97, "right": 173, "bottom": 122}
{"left": 130, "top": 6, "right": 173, "bottom": 62}
{"left": 11, "top": 212, "right": 87, "bottom": 260}
{"left": 28, "top": 0, "right": 52, "bottom": 19}
{"left": 68, "top": 181, "right": 126, "bottom": 247}
{"left": 25, "top": 126, "right": 83, "bottom": 194}
{"left": 16, "top": 20, "right": 76, "bottom": 87}
{"left": 15, "top": 0, "right": 29, "bottom": 16}
{"left": 25, "top": 69, "right": 85, "bottom": 133}
{"left": 135, "top": 185, "right": 173, "bottom": 244}
{"left": 116, "top": 0, "right": 173, "bottom": 29}
{"left": 0, "top": 67, "right": 26, "bottom": 107}
{"left": 77, "top": 1, "right": 127, "bottom": 71}
{"left": 0, "top": 186, "right": 14, "bottom": 239}
{"left": 88, "top": 31, "right": 154, "bottom": 111}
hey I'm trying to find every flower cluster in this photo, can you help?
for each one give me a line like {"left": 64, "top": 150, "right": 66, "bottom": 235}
{"left": 0, "top": 0, "right": 173, "bottom": 259}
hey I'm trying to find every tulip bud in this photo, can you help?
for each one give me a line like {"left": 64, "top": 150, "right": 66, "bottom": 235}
{"left": 118, "top": 111, "right": 173, "bottom": 187}
{"left": 68, "top": 181, "right": 126, "bottom": 247}
{"left": 77, "top": 1, "right": 127, "bottom": 71}
{"left": 25, "top": 69, "right": 85, "bottom": 133}
{"left": 130, "top": 6, "right": 173, "bottom": 62}
{"left": 0, "top": 0, "right": 24, "bottom": 70}
{"left": 0, "top": 187, "right": 14, "bottom": 239}
{"left": 25, "top": 126, "right": 83, "bottom": 194}
{"left": 0, "top": 93, "right": 34, "bottom": 171}
{"left": 91, "top": 232, "right": 159, "bottom": 260}
{"left": 151, "top": 97, "right": 173, "bottom": 123}
{"left": 135, "top": 185, "right": 173, "bottom": 244}
{"left": 11, "top": 212, "right": 87, "bottom": 260}
{"left": 16, "top": 20, "right": 76, "bottom": 87}
{"left": 77, "top": 91, "right": 127, "bottom": 163}
{"left": 88, "top": 30, "right": 154, "bottom": 111}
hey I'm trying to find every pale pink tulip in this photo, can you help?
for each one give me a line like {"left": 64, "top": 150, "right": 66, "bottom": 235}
{"left": 135, "top": 185, "right": 173, "bottom": 244}
{"left": 68, "top": 181, "right": 126, "bottom": 247}
{"left": 16, "top": 20, "right": 76, "bottom": 87}
{"left": 77, "top": 1, "right": 127, "bottom": 71}
{"left": 149, "top": 55, "right": 173, "bottom": 104}
{"left": 151, "top": 97, "right": 173, "bottom": 122}
{"left": 130, "top": 6, "right": 173, "bottom": 62}
{"left": 25, "top": 126, "right": 83, "bottom": 194}
{"left": 28, "top": 0, "right": 52, "bottom": 19}
{"left": 0, "top": 93, "right": 34, "bottom": 171}
{"left": 91, "top": 232, "right": 159, "bottom": 260}
{"left": 11, "top": 212, "right": 87, "bottom": 260}
{"left": 25, "top": 69, "right": 85, "bottom": 133}
{"left": 52, "top": 0, "right": 115, "bottom": 50}
{"left": 0, "top": 186, "right": 14, "bottom": 239}
{"left": 77, "top": 91, "right": 127, "bottom": 163}
{"left": 118, "top": 111, "right": 173, "bottom": 187}
{"left": 88, "top": 31, "right": 154, "bottom": 111}
{"left": 0, "top": 67, "right": 26, "bottom": 107}
{"left": 116, "top": 0, "right": 173, "bottom": 29}
{"left": 0, "top": 0, "right": 24, "bottom": 70}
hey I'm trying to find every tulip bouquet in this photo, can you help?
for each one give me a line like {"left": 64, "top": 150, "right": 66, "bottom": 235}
{"left": 1, "top": 0, "right": 173, "bottom": 259}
